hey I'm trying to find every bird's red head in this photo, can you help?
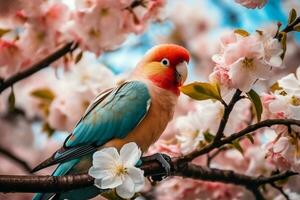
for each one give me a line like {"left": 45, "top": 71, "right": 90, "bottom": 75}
{"left": 135, "top": 44, "right": 190, "bottom": 95}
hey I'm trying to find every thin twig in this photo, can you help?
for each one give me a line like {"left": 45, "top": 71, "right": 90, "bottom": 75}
{"left": 275, "top": 16, "right": 300, "bottom": 41}
{"left": 206, "top": 146, "right": 228, "bottom": 167}
{"left": 180, "top": 119, "right": 300, "bottom": 162}
{"left": 222, "top": 119, "right": 300, "bottom": 145}
{"left": 282, "top": 17, "right": 300, "bottom": 34}
{"left": 0, "top": 146, "right": 31, "bottom": 173}
{"left": 247, "top": 187, "right": 265, "bottom": 200}
{"left": 0, "top": 42, "right": 78, "bottom": 94}
{"left": 213, "top": 89, "right": 242, "bottom": 142}
{"left": 270, "top": 183, "right": 290, "bottom": 200}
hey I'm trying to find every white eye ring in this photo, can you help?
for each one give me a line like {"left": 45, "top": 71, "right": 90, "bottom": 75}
{"left": 161, "top": 58, "right": 170, "bottom": 67}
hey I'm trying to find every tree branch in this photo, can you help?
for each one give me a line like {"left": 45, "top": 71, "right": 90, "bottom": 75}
{"left": 0, "top": 42, "right": 78, "bottom": 94}
{"left": 206, "top": 146, "right": 228, "bottom": 167}
{"left": 222, "top": 119, "right": 300, "bottom": 145}
{"left": 0, "top": 146, "right": 31, "bottom": 173}
{"left": 282, "top": 17, "right": 300, "bottom": 34}
{"left": 0, "top": 157, "right": 297, "bottom": 200}
{"left": 275, "top": 16, "right": 300, "bottom": 41}
{"left": 180, "top": 119, "right": 300, "bottom": 162}
{"left": 270, "top": 182, "right": 290, "bottom": 200}
{"left": 213, "top": 89, "right": 242, "bottom": 142}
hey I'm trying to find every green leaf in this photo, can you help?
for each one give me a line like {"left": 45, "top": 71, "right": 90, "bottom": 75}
{"left": 278, "top": 32, "right": 287, "bottom": 59}
{"left": 0, "top": 29, "right": 10, "bottom": 38}
{"left": 232, "top": 140, "right": 244, "bottom": 155}
{"left": 8, "top": 87, "right": 15, "bottom": 112}
{"left": 255, "top": 30, "right": 263, "bottom": 36}
{"left": 294, "top": 25, "right": 300, "bottom": 32}
{"left": 203, "top": 131, "right": 215, "bottom": 143}
{"left": 247, "top": 89, "right": 263, "bottom": 122}
{"left": 42, "top": 122, "right": 55, "bottom": 137}
{"left": 246, "top": 134, "right": 254, "bottom": 144}
{"left": 288, "top": 8, "right": 297, "bottom": 24}
{"left": 180, "top": 82, "right": 221, "bottom": 101}
{"left": 234, "top": 29, "right": 250, "bottom": 37}
{"left": 75, "top": 51, "right": 83, "bottom": 64}
{"left": 31, "top": 88, "right": 55, "bottom": 102}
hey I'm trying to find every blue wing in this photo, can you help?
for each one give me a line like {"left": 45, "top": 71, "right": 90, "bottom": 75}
{"left": 32, "top": 81, "right": 151, "bottom": 172}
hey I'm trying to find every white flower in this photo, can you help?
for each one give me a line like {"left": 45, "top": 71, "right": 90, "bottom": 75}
{"left": 89, "top": 142, "right": 145, "bottom": 199}
{"left": 268, "top": 67, "right": 300, "bottom": 127}
{"left": 175, "top": 100, "right": 224, "bottom": 153}
{"left": 278, "top": 67, "right": 300, "bottom": 96}
{"left": 260, "top": 35, "right": 283, "bottom": 67}
{"left": 229, "top": 57, "right": 270, "bottom": 92}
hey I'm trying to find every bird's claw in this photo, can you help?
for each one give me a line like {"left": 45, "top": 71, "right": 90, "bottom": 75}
{"left": 141, "top": 153, "right": 172, "bottom": 182}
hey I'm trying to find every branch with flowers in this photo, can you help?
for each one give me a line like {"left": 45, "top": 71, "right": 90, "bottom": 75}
{"left": 0, "top": 42, "right": 77, "bottom": 93}
{"left": 0, "top": 154, "right": 297, "bottom": 199}
{"left": 1, "top": 1, "right": 300, "bottom": 200}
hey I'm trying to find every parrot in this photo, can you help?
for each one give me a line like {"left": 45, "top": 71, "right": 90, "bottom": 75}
{"left": 32, "top": 44, "right": 190, "bottom": 200}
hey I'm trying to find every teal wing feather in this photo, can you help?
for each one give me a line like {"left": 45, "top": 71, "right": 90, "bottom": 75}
{"left": 32, "top": 81, "right": 151, "bottom": 172}
{"left": 66, "top": 80, "right": 151, "bottom": 146}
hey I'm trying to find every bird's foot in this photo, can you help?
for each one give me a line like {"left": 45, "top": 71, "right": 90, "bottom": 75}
{"left": 141, "top": 153, "right": 172, "bottom": 182}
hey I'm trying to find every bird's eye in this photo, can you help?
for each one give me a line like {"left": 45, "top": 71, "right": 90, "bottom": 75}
{"left": 161, "top": 58, "right": 170, "bottom": 67}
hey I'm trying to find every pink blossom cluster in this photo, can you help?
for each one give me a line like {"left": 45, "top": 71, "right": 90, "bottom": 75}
{"left": 235, "top": 0, "right": 268, "bottom": 9}
{"left": 0, "top": 0, "right": 165, "bottom": 78}
{"left": 209, "top": 30, "right": 283, "bottom": 92}
{"left": 260, "top": 67, "right": 300, "bottom": 172}
{"left": 7, "top": 54, "right": 116, "bottom": 132}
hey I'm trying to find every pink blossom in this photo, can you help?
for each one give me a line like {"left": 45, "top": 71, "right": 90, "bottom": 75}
{"left": 155, "top": 177, "right": 246, "bottom": 200}
{"left": 266, "top": 137, "right": 295, "bottom": 171}
{"left": 235, "top": 0, "right": 268, "bottom": 9}
{"left": 17, "top": 2, "right": 70, "bottom": 65}
{"left": 67, "top": 1, "right": 126, "bottom": 55}
{"left": 146, "top": 140, "right": 182, "bottom": 157}
{"left": 209, "top": 64, "right": 232, "bottom": 89}
{"left": 122, "top": 0, "right": 166, "bottom": 34}
{"left": 211, "top": 30, "right": 283, "bottom": 92}
{"left": 0, "top": 39, "right": 25, "bottom": 78}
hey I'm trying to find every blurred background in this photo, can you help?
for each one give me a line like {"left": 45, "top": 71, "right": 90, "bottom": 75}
{"left": 0, "top": 0, "right": 300, "bottom": 199}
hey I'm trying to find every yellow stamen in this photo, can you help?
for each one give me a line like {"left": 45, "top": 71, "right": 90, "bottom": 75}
{"left": 290, "top": 96, "right": 300, "bottom": 106}
{"left": 114, "top": 165, "right": 127, "bottom": 176}
{"left": 242, "top": 58, "right": 254, "bottom": 70}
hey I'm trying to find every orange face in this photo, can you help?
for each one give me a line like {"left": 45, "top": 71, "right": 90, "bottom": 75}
{"left": 137, "top": 44, "right": 190, "bottom": 95}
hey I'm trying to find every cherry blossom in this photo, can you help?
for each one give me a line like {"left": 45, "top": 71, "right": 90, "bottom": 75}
{"left": 266, "top": 137, "right": 296, "bottom": 171}
{"left": 0, "top": 39, "right": 25, "bottom": 78}
{"left": 266, "top": 67, "right": 300, "bottom": 125}
{"left": 211, "top": 30, "right": 283, "bottom": 92}
{"left": 235, "top": 0, "right": 268, "bottom": 9}
{"left": 89, "top": 142, "right": 145, "bottom": 199}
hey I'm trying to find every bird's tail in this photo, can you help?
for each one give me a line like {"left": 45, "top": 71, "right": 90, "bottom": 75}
{"left": 32, "top": 159, "right": 79, "bottom": 200}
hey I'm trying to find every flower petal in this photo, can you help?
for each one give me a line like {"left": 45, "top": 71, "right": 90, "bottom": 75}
{"left": 229, "top": 59, "right": 256, "bottom": 92}
{"left": 278, "top": 74, "right": 299, "bottom": 93}
{"left": 252, "top": 60, "right": 270, "bottom": 79}
{"left": 94, "top": 147, "right": 120, "bottom": 161}
{"left": 116, "top": 175, "right": 135, "bottom": 199}
{"left": 88, "top": 167, "right": 112, "bottom": 179}
{"left": 268, "top": 96, "right": 288, "bottom": 114}
{"left": 127, "top": 167, "right": 145, "bottom": 192}
{"left": 289, "top": 105, "right": 300, "bottom": 120}
{"left": 95, "top": 175, "right": 122, "bottom": 189}
{"left": 120, "top": 142, "right": 141, "bottom": 167}
{"left": 273, "top": 137, "right": 289, "bottom": 153}
{"left": 92, "top": 147, "right": 120, "bottom": 167}
{"left": 268, "top": 56, "right": 282, "bottom": 67}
